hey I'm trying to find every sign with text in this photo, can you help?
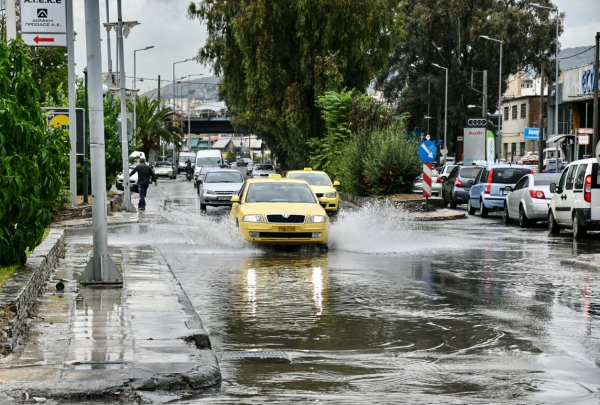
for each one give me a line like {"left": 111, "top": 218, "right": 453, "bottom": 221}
{"left": 463, "top": 127, "right": 486, "bottom": 162}
{"left": 44, "top": 108, "right": 85, "bottom": 155}
{"left": 486, "top": 130, "right": 495, "bottom": 161}
{"left": 524, "top": 127, "right": 540, "bottom": 140}
{"left": 578, "top": 135, "right": 590, "bottom": 145}
{"left": 21, "top": 0, "right": 66, "bottom": 47}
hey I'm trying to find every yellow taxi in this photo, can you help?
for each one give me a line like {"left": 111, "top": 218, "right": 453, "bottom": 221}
{"left": 230, "top": 175, "right": 329, "bottom": 245}
{"left": 285, "top": 168, "right": 340, "bottom": 213}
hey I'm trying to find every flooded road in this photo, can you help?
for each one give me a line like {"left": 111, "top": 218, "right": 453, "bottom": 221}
{"left": 70, "top": 177, "right": 600, "bottom": 403}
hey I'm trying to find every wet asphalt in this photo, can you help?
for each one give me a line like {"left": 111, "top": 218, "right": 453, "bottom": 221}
{"left": 67, "top": 175, "right": 600, "bottom": 404}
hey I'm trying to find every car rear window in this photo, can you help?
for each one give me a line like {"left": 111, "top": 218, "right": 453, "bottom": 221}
{"left": 459, "top": 168, "right": 481, "bottom": 178}
{"left": 491, "top": 168, "right": 531, "bottom": 184}
{"left": 533, "top": 175, "right": 561, "bottom": 186}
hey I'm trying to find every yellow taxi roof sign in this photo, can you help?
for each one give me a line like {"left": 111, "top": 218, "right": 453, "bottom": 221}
{"left": 303, "top": 167, "right": 312, "bottom": 171}
{"left": 268, "top": 174, "right": 281, "bottom": 179}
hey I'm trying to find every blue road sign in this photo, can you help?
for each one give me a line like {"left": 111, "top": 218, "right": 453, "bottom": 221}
{"left": 419, "top": 140, "right": 438, "bottom": 163}
{"left": 434, "top": 139, "right": 444, "bottom": 146}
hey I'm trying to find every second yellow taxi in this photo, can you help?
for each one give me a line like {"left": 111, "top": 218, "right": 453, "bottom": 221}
{"left": 285, "top": 168, "right": 340, "bottom": 213}
{"left": 230, "top": 175, "right": 329, "bottom": 245}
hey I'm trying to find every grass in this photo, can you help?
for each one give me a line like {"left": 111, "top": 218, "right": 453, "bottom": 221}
{"left": 0, "top": 228, "right": 52, "bottom": 289}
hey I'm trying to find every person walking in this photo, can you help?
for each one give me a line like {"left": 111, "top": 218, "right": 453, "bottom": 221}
{"left": 129, "top": 158, "right": 157, "bottom": 211}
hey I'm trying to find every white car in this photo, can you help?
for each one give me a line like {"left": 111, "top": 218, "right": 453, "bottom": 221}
{"left": 502, "top": 173, "right": 561, "bottom": 227}
{"left": 548, "top": 158, "right": 600, "bottom": 238}
{"left": 116, "top": 164, "right": 140, "bottom": 192}
{"left": 153, "top": 161, "right": 175, "bottom": 178}
{"left": 413, "top": 169, "right": 440, "bottom": 196}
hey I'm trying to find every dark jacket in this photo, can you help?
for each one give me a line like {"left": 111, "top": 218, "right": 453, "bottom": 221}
{"left": 130, "top": 164, "right": 157, "bottom": 184}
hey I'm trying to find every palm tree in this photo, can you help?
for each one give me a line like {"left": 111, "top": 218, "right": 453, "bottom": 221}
{"left": 127, "top": 96, "right": 184, "bottom": 160}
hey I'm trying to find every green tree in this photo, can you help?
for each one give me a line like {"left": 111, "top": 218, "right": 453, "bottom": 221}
{"left": 127, "top": 96, "right": 184, "bottom": 161}
{"left": 375, "top": 0, "right": 562, "bottom": 156}
{"left": 0, "top": 40, "right": 69, "bottom": 264}
{"left": 188, "top": 0, "right": 405, "bottom": 168}
{"left": 29, "top": 46, "right": 68, "bottom": 103}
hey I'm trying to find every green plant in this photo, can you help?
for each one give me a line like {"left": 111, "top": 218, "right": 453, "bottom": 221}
{"left": 0, "top": 40, "right": 68, "bottom": 264}
{"left": 112, "top": 203, "right": 121, "bottom": 212}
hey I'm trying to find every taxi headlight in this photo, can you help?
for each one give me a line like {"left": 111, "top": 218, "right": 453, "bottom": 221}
{"left": 308, "top": 215, "right": 327, "bottom": 223}
{"left": 325, "top": 191, "right": 337, "bottom": 198}
{"left": 203, "top": 189, "right": 216, "bottom": 195}
{"left": 243, "top": 215, "right": 264, "bottom": 223}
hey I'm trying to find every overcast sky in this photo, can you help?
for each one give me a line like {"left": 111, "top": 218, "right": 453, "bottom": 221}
{"left": 71, "top": 0, "right": 598, "bottom": 94}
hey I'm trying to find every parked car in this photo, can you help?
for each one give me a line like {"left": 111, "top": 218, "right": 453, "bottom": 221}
{"left": 413, "top": 169, "right": 440, "bottom": 196}
{"left": 468, "top": 165, "right": 533, "bottom": 217}
{"left": 246, "top": 162, "right": 255, "bottom": 176}
{"left": 441, "top": 166, "right": 482, "bottom": 208}
{"left": 502, "top": 173, "right": 561, "bottom": 227}
{"left": 198, "top": 109, "right": 218, "bottom": 118}
{"left": 252, "top": 163, "right": 277, "bottom": 178}
{"left": 437, "top": 164, "right": 458, "bottom": 181}
{"left": 548, "top": 158, "right": 600, "bottom": 238}
{"left": 198, "top": 169, "right": 245, "bottom": 211}
{"left": 153, "top": 161, "right": 175, "bottom": 178}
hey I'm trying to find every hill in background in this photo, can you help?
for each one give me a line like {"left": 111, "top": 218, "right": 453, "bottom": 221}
{"left": 142, "top": 76, "right": 221, "bottom": 102}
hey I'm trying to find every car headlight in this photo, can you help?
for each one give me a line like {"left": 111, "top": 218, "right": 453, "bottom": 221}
{"left": 242, "top": 215, "right": 264, "bottom": 223}
{"left": 203, "top": 189, "right": 216, "bottom": 195}
{"left": 325, "top": 191, "right": 337, "bottom": 198}
{"left": 308, "top": 215, "right": 327, "bottom": 223}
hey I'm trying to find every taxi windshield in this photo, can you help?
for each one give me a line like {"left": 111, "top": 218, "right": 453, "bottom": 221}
{"left": 246, "top": 183, "right": 316, "bottom": 203}
{"left": 288, "top": 172, "right": 331, "bottom": 186}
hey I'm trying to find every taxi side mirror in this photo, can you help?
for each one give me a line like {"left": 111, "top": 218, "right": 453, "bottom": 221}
{"left": 231, "top": 196, "right": 240, "bottom": 203}
{"left": 333, "top": 181, "right": 340, "bottom": 187}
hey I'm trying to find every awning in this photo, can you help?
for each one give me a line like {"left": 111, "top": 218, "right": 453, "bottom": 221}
{"left": 212, "top": 139, "right": 231, "bottom": 149}
{"left": 190, "top": 138, "right": 200, "bottom": 147}
{"left": 546, "top": 134, "right": 575, "bottom": 144}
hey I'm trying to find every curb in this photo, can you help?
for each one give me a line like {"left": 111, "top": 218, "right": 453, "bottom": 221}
{"left": 412, "top": 213, "right": 467, "bottom": 221}
{"left": 560, "top": 258, "right": 600, "bottom": 271}
{"left": 0, "top": 229, "right": 65, "bottom": 355}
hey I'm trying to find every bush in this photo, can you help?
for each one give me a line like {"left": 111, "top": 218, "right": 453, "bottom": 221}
{"left": 0, "top": 40, "right": 69, "bottom": 265}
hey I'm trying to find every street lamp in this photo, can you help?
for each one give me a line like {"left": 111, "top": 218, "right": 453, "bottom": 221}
{"left": 479, "top": 35, "right": 503, "bottom": 160}
{"left": 432, "top": 63, "right": 448, "bottom": 160}
{"left": 172, "top": 59, "right": 193, "bottom": 120}
{"left": 530, "top": 3, "right": 559, "bottom": 142}
{"left": 133, "top": 46, "right": 154, "bottom": 134}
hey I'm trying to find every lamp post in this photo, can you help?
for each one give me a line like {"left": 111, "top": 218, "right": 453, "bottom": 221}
{"left": 531, "top": 4, "right": 559, "bottom": 143}
{"left": 432, "top": 63, "right": 448, "bottom": 161}
{"left": 172, "top": 59, "right": 192, "bottom": 120}
{"left": 479, "top": 35, "right": 503, "bottom": 161}
{"left": 133, "top": 46, "right": 154, "bottom": 134}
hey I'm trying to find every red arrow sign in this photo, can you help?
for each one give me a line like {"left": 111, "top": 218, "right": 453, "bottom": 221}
{"left": 34, "top": 36, "right": 55, "bottom": 44}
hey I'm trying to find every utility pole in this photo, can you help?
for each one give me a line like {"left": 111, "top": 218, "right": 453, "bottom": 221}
{"left": 158, "top": 75, "right": 161, "bottom": 108}
{"left": 80, "top": 0, "right": 122, "bottom": 284}
{"left": 6, "top": 0, "right": 16, "bottom": 40}
{"left": 84, "top": 68, "right": 89, "bottom": 204}
{"left": 482, "top": 70, "right": 488, "bottom": 118}
{"left": 538, "top": 64, "right": 545, "bottom": 173}
{"left": 594, "top": 32, "right": 599, "bottom": 156}
{"left": 117, "top": 0, "right": 136, "bottom": 213}
{"left": 105, "top": 0, "right": 113, "bottom": 87}
{"left": 67, "top": 0, "right": 77, "bottom": 206}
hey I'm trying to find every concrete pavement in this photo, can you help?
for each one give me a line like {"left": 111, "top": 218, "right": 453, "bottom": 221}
{"left": 0, "top": 239, "right": 220, "bottom": 402}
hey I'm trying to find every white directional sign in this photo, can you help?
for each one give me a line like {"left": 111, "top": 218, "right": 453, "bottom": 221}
{"left": 22, "top": 33, "right": 67, "bottom": 47}
{"left": 21, "top": 0, "right": 67, "bottom": 47}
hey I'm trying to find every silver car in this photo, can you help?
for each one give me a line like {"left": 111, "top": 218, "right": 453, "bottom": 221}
{"left": 153, "top": 161, "right": 175, "bottom": 178}
{"left": 503, "top": 173, "right": 561, "bottom": 227}
{"left": 251, "top": 163, "right": 276, "bottom": 178}
{"left": 199, "top": 169, "right": 245, "bottom": 211}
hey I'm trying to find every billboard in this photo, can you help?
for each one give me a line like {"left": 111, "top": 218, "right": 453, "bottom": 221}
{"left": 463, "top": 118, "right": 488, "bottom": 163}
{"left": 44, "top": 108, "right": 85, "bottom": 155}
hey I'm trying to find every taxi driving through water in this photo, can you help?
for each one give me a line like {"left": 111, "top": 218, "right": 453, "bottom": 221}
{"left": 230, "top": 174, "right": 329, "bottom": 246}
{"left": 285, "top": 168, "right": 340, "bottom": 213}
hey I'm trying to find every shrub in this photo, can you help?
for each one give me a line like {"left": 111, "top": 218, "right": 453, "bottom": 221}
{"left": 0, "top": 40, "right": 68, "bottom": 264}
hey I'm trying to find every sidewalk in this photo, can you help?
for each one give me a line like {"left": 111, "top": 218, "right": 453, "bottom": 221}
{"left": 52, "top": 210, "right": 139, "bottom": 228}
{"left": 412, "top": 208, "right": 467, "bottom": 221}
{"left": 0, "top": 243, "right": 220, "bottom": 402}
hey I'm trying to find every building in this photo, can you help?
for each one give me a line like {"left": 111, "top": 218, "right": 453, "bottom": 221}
{"left": 500, "top": 95, "right": 547, "bottom": 161}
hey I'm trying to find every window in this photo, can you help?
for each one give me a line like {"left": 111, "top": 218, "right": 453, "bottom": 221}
{"left": 459, "top": 167, "right": 481, "bottom": 179}
{"left": 574, "top": 164, "right": 588, "bottom": 190}
{"left": 204, "top": 171, "right": 244, "bottom": 183}
{"left": 477, "top": 168, "right": 487, "bottom": 184}
{"left": 511, "top": 143, "right": 517, "bottom": 159}
{"left": 543, "top": 102, "right": 548, "bottom": 118}
{"left": 520, "top": 142, "right": 526, "bottom": 156}
{"left": 565, "top": 165, "right": 578, "bottom": 190}
{"left": 504, "top": 144, "right": 508, "bottom": 159}
{"left": 521, "top": 104, "right": 526, "bottom": 119}
{"left": 288, "top": 172, "right": 331, "bottom": 186}
{"left": 491, "top": 168, "right": 532, "bottom": 184}
{"left": 246, "top": 183, "right": 317, "bottom": 203}
{"left": 448, "top": 167, "right": 459, "bottom": 179}
{"left": 512, "top": 105, "right": 518, "bottom": 119}
{"left": 504, "top": 107, "right": 510, "bottom": 121}
{"left": 514, "top": 177, "right": 528, "bottom": 191}
{"left": 558, "top": 169, "right": 568, "bottom": 189}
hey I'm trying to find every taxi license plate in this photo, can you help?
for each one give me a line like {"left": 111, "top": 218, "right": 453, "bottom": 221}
{"left": 279, "top": 227, "right": 296, "bottom": 232}
{"left": 217, "top": 196, "right": 231, "bottom": 201}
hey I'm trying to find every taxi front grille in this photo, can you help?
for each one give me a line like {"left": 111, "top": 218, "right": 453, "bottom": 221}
{"left": 259, "top": 232, "right": 312, "bottom": 239}
{"left": 315, "top": 193, "right": 324, "bottom": 198}
{"left": 266, "top": 214, "right": 306, "bottom": 224}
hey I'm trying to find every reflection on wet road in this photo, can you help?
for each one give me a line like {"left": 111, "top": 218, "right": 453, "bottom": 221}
{"left": 70, "top": 178, "right": 600, "bottom": 403}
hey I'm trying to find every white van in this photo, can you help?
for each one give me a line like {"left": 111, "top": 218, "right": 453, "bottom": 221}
{"left": 178, "top": 152, "right": 197, "bottom": 174}
{"left": 194, "top": 149, "right": 223, "bottom": 187}
{"left": 548, "top": 158, "right": 600, "bottom": 238}
{"left": 542, "top": 148, "right": 565, "bottom": 172}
